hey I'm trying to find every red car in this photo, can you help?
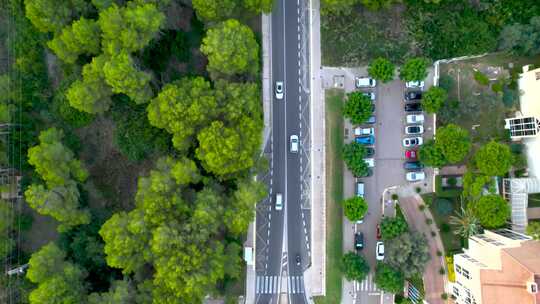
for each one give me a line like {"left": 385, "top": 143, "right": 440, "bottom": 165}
{"left": 405, "top": 150, "right": 417, "bottom": 160}
{"left": 376, "top": 224, "right": 381, "bottom": 239}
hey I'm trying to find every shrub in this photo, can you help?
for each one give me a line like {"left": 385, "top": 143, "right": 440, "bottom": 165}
{"left": 435, "top": 198, "right": 454, "bottom": 216}
{"left": 426, "top": 218, "right": 433, "bottom": 225}
{"left": 431, "top": 231, "right": 436, "bottom": 237}
{"left": 447, "top": 177, "right": 457, "bottom": 187}
{"left": 391, "top": 193, "right": 399, "bottom": 200}
{"left": 419, "top": 204, "right": 426, "bottom": 211}
{"left": 441, "top": 293, "right": 448, "bottom": 300}
{"left": 439, "top": 267, "right": 445, "bottom": 275}
{"left": 436, "top": 250, "right": 442, "bottom": 256}
{"left": 502, "top": 86, "right": 517, "bottom": 107}
{"left": 415, "top": 187, "right": 422, "bottom": 193}
{"left": 441, "top": 223, "right": 451, "bottom": 233}
{"left": 473, "top": 70, "right": 490, "bottom": 86}
{"left": 491, "top": 81, "right": 504, "bottom": 93}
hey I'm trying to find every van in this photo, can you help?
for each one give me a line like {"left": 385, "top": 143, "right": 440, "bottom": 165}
{"left": 275, "top": 193, "right": 283, "bottom": 211}
{"left": 356, "top": 182, "right": 365, "bottom": 198}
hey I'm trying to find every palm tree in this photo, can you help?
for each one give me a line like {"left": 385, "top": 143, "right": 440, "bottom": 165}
{"left": 449, "top": 207, "right": 480, "bottom": 239}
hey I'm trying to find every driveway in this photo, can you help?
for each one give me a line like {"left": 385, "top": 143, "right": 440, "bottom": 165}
{"left": 399, "top": 194, "right": 447, "bottom": 304}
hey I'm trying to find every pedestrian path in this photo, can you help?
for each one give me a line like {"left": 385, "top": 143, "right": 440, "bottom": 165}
{"left": 256, "top": 275, "right": 305, "bottom": 294}
{"left": 355, "top": 273, "right": 380, "bottom": 293}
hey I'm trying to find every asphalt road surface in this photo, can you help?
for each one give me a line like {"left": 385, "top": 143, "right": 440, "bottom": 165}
{"left": 255, "top": 0, "right": 311, "bottom": 303}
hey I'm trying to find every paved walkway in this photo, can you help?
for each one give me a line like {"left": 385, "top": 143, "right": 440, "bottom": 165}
{"left": 399, "top": 194, "right": 447, "bottom": 304}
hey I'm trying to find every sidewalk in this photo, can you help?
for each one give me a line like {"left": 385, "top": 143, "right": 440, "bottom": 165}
{"left": 398, "top": 194, "right": 448, "bottom": 304}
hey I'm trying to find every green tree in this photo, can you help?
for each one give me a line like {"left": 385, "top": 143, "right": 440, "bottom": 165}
{"left": 147, "top": 77, "right": 218, "bottom": 150}
{"left": 368, "top": 57, "right": 395, "bottom": 83}
{"left": 52, "top": 76, "right": 95, "bottom": 128}
{"left": 474, "top": 194, "right": 510, "bottom": 229}
{"left": 462, "top": 171, "right": 491, "bottom": 200}
{"left": 526, "top": 222, "right": 540, "bottom": 240}
{"left": 380, "top": 216, "right": 408, "bottom": 240}
{"left": 498, "top": 16, "right": 540, "bottom": 56}
{"left": 474, "top": 141, "right": 513, "bottom": 176}
{"left": 66, "top": 55, "right": 113, "bottom": 114}
{"left": 88, "top": 280, "right": 135, "bottom": 304}
{"left": 25, "top": 0, "right": 87, "bottom": 33}
{"left": 418, "top": 139, "right": 447, "bottom": 167}
{"left": 192, "top": 0, "right": 237, "bottom": 21}
{"left": 374, "top": 263, "right": 404, "bottom": 293}
{"left": 103, "top": 52, "right": 153, "bottom": 104}
{"left": 224, "top": 179, "right": 267, "bottom": 235}
{"left": 343, "top": 91, "right": 373, "bottom": 124}
{"left": 201, "top": 19, "right": 259, "bottom": 78}
{"left": 47, "top": 17, "right": 101, "bottom": 64}
{"left": 436, "top": 124, "right": 471, "bottom": 164}
{"left": 342, "top": 142, "right": 368, "bottom": 177}
{"left": 399, "top": 57, "right": 429, "bottom": 82}
{"left": 422, "top": 86, "right": 447, "bottom": 113}
{"left": 0, "top": 202, "right": 15, "bottom": 260}
{"left": 449, "top": 207, "right": 480, "bottom": 239}
{"left": 360, "top": 0, "right": 400, "bottom": 10}
{"left": 98, "top": 3, "right": 165, "bottom": 55}
{"left": 321, "top": 0, "right": 358, "bottom": 15}
{"left": 385, "top": 231, "right": 430, "bottom": 278}
{"left": 244, "top": 0, "right": 274, "bottom": 14}
{"left": 342, "top": 196, "right": 368, "bottom": 222}
{"left": 196, "top": 118, "right": 261, "bottom": 176}
{"left": 215, "top": 80, "right": 262, "bottom": 123}
{"left": 341, "top": 251, "right": 370, "bottom": 281}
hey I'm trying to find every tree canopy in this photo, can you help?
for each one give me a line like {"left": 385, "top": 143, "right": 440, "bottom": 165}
{"left": 0, "top": 202, "right": 15, "bottom": 260}
{"left": 374, "top": 263, "right": 405, "bottom": 293}
{"left": 474, "top": 194, "right": 510, "bottom": 229}
{"left": 380, "top": 216, "right": 408, "bottom": 240}
{"left": 341, "top": 251, "right": 370, "bottom": 281}
{"left": 399, "top": 57, "right": 429, "bottom": 82}
{"left": 343, "top": 92, "right": 373, "bottom": 125}
{"left": 385, "top": 231, "right": 430, "bottom": 278}
{"left": 25, "top": 0, "right": 87, "bottom": 33}
{"left": 435, "top": 124, "right": 471, "bottom": 164}
{"left": 418, "top": 139, "right": 447, "bottom": 167}
{"left": 422, "top": 86, "right": 447, "bottom": 114}
{"left": 47, "top": 17, "right": 101, "bottom": 64}
{"left": 103, "top": 51, "right": 153, "bottom": 104}
{"left": 368, "top": 57, "right": 395, "bottom": 83}
{"left": 498, "top": 16, "right": 540, "bottom": 56}
{"left": 342, "top": 196, "right": 368, "bottom": 222}
{"left": 192, "top": 0, "right": 273, "bottom": 22}
{"left": 474, "top": 141, "right": 513, "bottom": 176}
{"left": 342, "top": 142, "right": 368, "bottom": 177}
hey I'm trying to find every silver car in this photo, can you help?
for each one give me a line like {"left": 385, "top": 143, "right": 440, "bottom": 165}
{"left": 290, "top": 135, "right": 299, "bottom": 153}
{"left": 275, "top": 81, "right": 284, "bottom": 100}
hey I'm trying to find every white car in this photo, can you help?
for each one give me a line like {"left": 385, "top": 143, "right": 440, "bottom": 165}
{"left": 355, "top": 77, "right": 377, "bottom": 88}
{"left": 406, "top": 171, "right": 426, "bottom": 182}
{"left": 275, "top": 193, "right": 283, "bottom": 211}
{"left": 354, "top": 127, "right": 374, "bottom": 136}
{"left": 290, "top": 135, "right": 299, "bottom": 153}
{"left": 376, "top": 241, "right": 384, "bottom": 261}
{"left": 407, "top": 114, "right": 425, "bottom": 124}
{"left": 405, "top": 80, "right": 425, "bottom": 89}
{"left": 403, "top": 137, "right": 423, "bottom": 147}
{"left": 275, "top": 81, "right": 284, "bottom": 100}
{"left": 405, "top": 125, "right": 424, "bottom": 135}
{"left": 363, "top": 158, "right": 375, "bottom": 168}
{"left": 363, "top": 92, "right": 376, "bottom": 101}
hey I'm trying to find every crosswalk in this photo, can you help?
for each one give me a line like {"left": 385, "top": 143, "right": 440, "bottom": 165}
{"left": 354, "top": 273, "right": 380, "bottom": 292}
{"left": 256, "top": 275, "right": 305, "bottom": 294}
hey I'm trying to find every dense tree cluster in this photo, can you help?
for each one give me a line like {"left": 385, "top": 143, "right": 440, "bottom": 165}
{"left": 498, "top": 16, "right": 540, "bottom": 56}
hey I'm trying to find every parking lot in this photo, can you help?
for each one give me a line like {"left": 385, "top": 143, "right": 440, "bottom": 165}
{"left": 322, "top": 67, "right": 434, "bottom": 304}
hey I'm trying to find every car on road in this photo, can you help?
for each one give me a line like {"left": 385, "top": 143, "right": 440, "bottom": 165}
{"left": 295, "top": 254, "right": 301, "bottom": 266}
{"left": 354, "top": 127, "right": 374, "bottom": 136}
{"left": 290, "top": 135, "right": 299, "bottom": 153}
{"left": 366, "top": 147, "right": 375, "bottom": 157}
{"left": 275, "top": 193, "right": 283, "bottom": 211}
{"left": 355, "top": 135, "right": 375, "bottom": 145}
{"left": 405, "top": 80, "right": 425, "bottom": 89}
{"left": 404, "top": 161, "right": 424, "bottom": 170}
{"left": 355, "top": 233, "right": 364, "bottom": 251}
{"left": 376, "top": 224, "right": 381, "bottom": 239}
{"left": 275, "top": 81, "right": 284, "bottom": 100}
{"left": 405, "top": 125, "right": 424, "bottom": 134}
{"left": 406, "top": 114, "right": 424, "bottom": 124}
{"left": 363, "top": 158, "right": 375, "bottom": 168}
{"left": 376, "top": 241, "right": 385, "bottom": 261}
{"left": 363, "top": 92, "right": 376, "bottom": 101}
{"left": 355, "top": 77, "right": 376, "bottom": 88}
{"left": 404, "top": 91, "right": 422, "bottom": 102}
{"left": 403, "top": 137, "right": 423, "bottom": 147}
{"left": 406, "top": 171, "right": 426, "bottom": 182}
{"left": 366, "top": 115, "right": 376, "bottom": 124}
{"left": 405, "top": 150, "right": 417, "bottom": 160}
{"left": 356, "top": 182, "right": 365, "bottom": 198}
{"left": 404, "top": 103, "right": 422, "bottom": 112}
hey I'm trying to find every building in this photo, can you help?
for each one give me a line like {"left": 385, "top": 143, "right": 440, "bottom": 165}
{"left": 503, "top": 65, "right": 540, "bottom": 232}
{"left": 452, "top": 229, "right": 540, "bottom": 304}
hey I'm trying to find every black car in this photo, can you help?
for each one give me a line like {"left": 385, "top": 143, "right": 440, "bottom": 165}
{"left": 404, "top": 161, "right": 424, "bottom": 170}
{"left": 404, "top": 103, "right": 422, "bottom": 112}
{"left": 355, "top": 233, "right": 364, "bottom": 251}
{"left": 366, "top": 147, "right": 375, "bottom": 157}
{"left": 405, "top": 91, "right": 422, "bottom": 102}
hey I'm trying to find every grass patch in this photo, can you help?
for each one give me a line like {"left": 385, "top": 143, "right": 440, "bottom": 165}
{"left": 424, "top": 193, "right": 462, "bottom": 254}
{"left": 529, "top": 193, "right": 540, "bottom": 208}
{"left": 314, "top": 89, "right": 344, "bottom": 304}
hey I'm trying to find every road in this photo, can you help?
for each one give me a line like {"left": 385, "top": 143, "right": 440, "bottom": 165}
{"left": 255, "top": 0, "right": 312, "bottom": 303}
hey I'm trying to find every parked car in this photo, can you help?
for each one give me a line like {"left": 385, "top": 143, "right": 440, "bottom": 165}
{"left": 355, "top": 77, "right": 376, "bottom": 88}
{"left": 406, "top": 171, "right": 426, "bottom": 182}
{"left": 364, "top": 158, "right": 375, "bottom": 168}
{"left": 355, "top": 233, "right": 364, "bottom": 251}
{"left": 403, "top": 137, "right": 423, "bottom": 147}
{"left": 405, "top": 80, "right": 425, "bottom": 89}
{"left": 406, "top": 114, "right": 424, "bottom": 124}
{"left": 376, "top": 241, "right": 385, "bottom": 261}
{"left": 405, "top": 150, "right": 417, "bottom": 160}
{"left": 376, "top": 224, "right": 381, "bottom": 240}
{"left": 356, "top": 182, "right": 365, "bottom": 198}
{"left": 363, "top": 92, "right": 376, "bottom": 101}
{"left": 404, "top": 91, "right": 422, "bottom": 102}
{"left": 404, "top": 161, "right": 424, "bottom": 170}
{"left": 275, "top": 81, "right": 284, "bottom": 100}
{"left": 355, "top": 135, "right": 375, "bottom": 145}
{"left": 404, "top": 103, "right": 422, "bottom": 112}
{"left": 366, "top": 147, "right": 375, "bottom": 157}
{"left": 275, "top": 193, "right": 283, "bottom": 211}
{"left": 405, "top": 125, "right": 424, "bottom": 134}
{"left": 354, "top": 127, "right": 374, "bottom": 136}
{"left": 366, "top": 115, "right": 376, "bottom": 124}
{"left": 290, "top": 135, "right": 299, "bottom": 153}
